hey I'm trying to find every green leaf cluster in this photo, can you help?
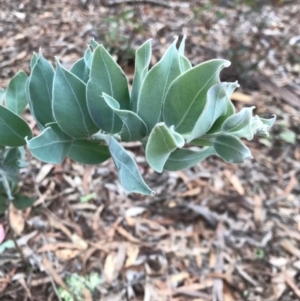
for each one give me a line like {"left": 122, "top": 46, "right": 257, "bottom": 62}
{"left": 0, "top": 72, "right": 34, "bottom": 212}
{"left": 0, "top": 37, "right": 275, "bottom": 197}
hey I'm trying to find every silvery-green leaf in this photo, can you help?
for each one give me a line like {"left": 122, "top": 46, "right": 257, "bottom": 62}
{"left": 163, "top": 59, "right": 230, "bottom": 135}
{"left": 190, "top": 137, "right": 213, "bottom": 146}
{"left": 131, "top": 39, "right": 152, "bottom": 112}
{"left": 0, "top": 89, "right": 5, "bottom": 105}
{"left": 222, "top": 106, "right": 254, "bottom": 133}
{"left": 84, "top": 47, "right": 93, "bottom": 69}
{"left": 30, "top": 52, "right": 38, "bottom": 69}
{"left": 5, "top": 71, "right": 28, "bottom": 115}
{"left": 178, "top": 35, "right": 187, "bottom": 55}
{"left": 0, "top": 105, "right": 32, "bottom": 147}
{"left": 68, "top": 140, "right": 110, "bottom": 165}
{"left": 70, "top": 58, "right": 90, "bottom": 83}
{"left": 90, "top": 38, "right": 99, "bottom": 51}
{"left": 137, "top": 37, "right": 182, "bottom": 131}
{"left": 53, "top": 60, "right": 98, "bottom": 139}
{"left": 2, "top": 147, "right": 22, "bottom": 183}
{"left": 102, "top": 93, "right": 147, "bottom": 141}
{"left": 260, "top": 115, "right": 276, "bottom": 128}
{"left": 146, "top": 123, "right": 184, "bottom": 172}
{"left": 27, "top": 54, "right": 54, "bottom": 127}
{"left": 87, "top": 45, "right": 130, "bottom": 133}
{"left": 213, "top": 134, "right": 252, "bottom": 163}
{"left": 108, "top": 137, "right": 154, "bottom": 195}
{"left": 26, "top": 123, "right": 72, "bottom": 164}
{"left": 239, "top": 114, "right": 275, "bottom": 140}
{"left": 221, "top": 106, "right": 260, "bottom": 140}
{"left": 206, "top": 98, "right": 235, "bottom": 134}
{"left": 179, "top": 56, "right": 192, "bottom": 73}
{"left": 187, "top": 82, "right": 238, "bottom": 142}
{"left": 164, "top": 147, "right": 216, "bottom": 171}
{"left": 178, "top": 35, "right": 192, "bottom": 72}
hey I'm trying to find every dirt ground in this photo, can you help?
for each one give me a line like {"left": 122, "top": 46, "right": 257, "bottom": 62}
{"left": 0, "top": 0, "right": 300, "bottom": 300}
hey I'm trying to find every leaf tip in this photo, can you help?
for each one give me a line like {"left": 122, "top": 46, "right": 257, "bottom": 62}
{"left": 150, "top": 190, "right": 156, "bottom": 196}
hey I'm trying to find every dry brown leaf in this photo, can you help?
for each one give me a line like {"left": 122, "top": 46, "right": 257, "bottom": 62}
{"left": 284, "top": 171, "right": 297, "bottom": 195}
{"left": 284, "top": 271, "right": 300, "bottom": 299}
{"left": 82, "top": 166, "right": 93, "bottom": 194}
{"left": 15, "top": 50, "right": 27, "bottom": 60}
{"left": 18, "top": 277, "right": 32, "bottom": 299}
{"left": 35, "top": 164, "right": 54, "bottom": 183}
{"left": 92, "top": 204, "right": 105, "bottom": 231}
{"left": 42, "top": 256, "right": 69, "bottom": 291}
{"left": 55, "top": 249, "right": 80, "bottom": 260}
{"left": 193, "top": 231, "right": 203, "bottom": 267}
{"left": 70, "top": 234, "right": 88, "bottom": 250}
{"left": 209, "top": 252, "right": 216, "bottom": 268}
{"left": 254, "top": 195, "right": 263, "bottom": 227}
{"left": 9, "top": 203, "right": 25, "bottom": 235}
{"left": 223, "top": 284, "right": 235, "bottom": 301}
{"left": 178, "top": 187, "right": 201, "bottom": 197}
{"left": 117, "top": 226, "right": 141, "bottom": 243}
{"left": 104, "top": 244, "right": 126, "bottom": 284}
{"left": 169, "top": 272, "right": 190, "bottom": 286}
{"left": 38, "top": 242, "right": 80, "bottom": 253}
{"left": 280, "top": 240, "right": 300, "bottom": 258}
{"left": 125, "top": 244, "right": 140, "bottom": 267}
{"left": 231, "top": 92, "right": 252, "bottom": 103}
{"left": 223, "top": 170, "right": 245, "bottom": 195}
{"left": 272, "top": 273, "right": 286, "bottom": 299}
{"left": 176, "top": 170, "right": 193, "bottom": 189}
{"left": 82, "top": 287, "right": 93, "bottom": 301}
{"left": 104, "top": 255, "right": 119, "bottom": 283}
{"left": 30, "top": 277, "right": 52, "bottom": 287}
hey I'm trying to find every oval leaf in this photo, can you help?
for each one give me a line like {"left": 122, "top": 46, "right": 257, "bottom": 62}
{"left": 102, "top": 93, "right": 148, "bottom": 141}
{"left": 27, "top": 54, "right": 54, "bottom": 127}
{"left": 137, "top": 38, "right": 182, "bottom": 131}
{"left": 108, "top": 137, "right": 154, "bottom": 195}
{"left": 68, "top": 140, "right": 110, "bottom": 165}
{"left": 26, "top": 123, "right": 72, "bottom": 164}
{"left": 213, "top": 134, "right": 252, "bottom": 163}
{"left": 163, "top": 59, "right": 230, "bottom": 135}
{"left": 131, "top": 39, "right": 152, "bottom": 112}
{"left": 5, "top": 71, "right": 28, "bottom": 115}
{"left": 70, "top": 58, "right": 90, "bottom": 83}
{"left": 187, "top": 82, "right": 239, "bottom": 142}
{"left": 178, "top": 35, "right": 192, "bottom": 73}
{"left": 164, "top": 147, "right": 216, "bottom": 171}
{"left": 87, "top": 45, "right": 130, "bottom": 133}
{"left": 206, "top": 98, "right": 235, "bottom": 134}
{"left": 146, "top": 123, "right": 184, "bottom": 172}
{"left": 222, "top": 106, "right": 255, "bottom": 135}
{"left": 0, "top": 105, "right": 32, "bottom": 147}
{"left": 53, "top": 60, "right": 98, "bottom": 139}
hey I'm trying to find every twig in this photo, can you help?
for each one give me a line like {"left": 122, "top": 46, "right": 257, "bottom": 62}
{"left": 284, "top": 272, "right": 300, "bottom": 299}
{"left": 104, "top": 0, "right": 174, "bottom": 8}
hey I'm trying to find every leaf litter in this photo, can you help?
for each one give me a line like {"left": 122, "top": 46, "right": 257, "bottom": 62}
{"left": 0, "top": 0, "right": 300, "bottom": 300}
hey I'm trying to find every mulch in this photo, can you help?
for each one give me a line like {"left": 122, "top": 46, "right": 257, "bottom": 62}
{"left": 0, "top": 0, "right": 300, "bottom": 300}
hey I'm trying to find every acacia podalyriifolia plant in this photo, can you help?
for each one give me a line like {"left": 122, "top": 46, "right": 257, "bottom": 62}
{"left": 0, "top": 36, "right": 275, "bottom": 207}
{"left": 0, "top": 71, "right": 34, "bottom": 213}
